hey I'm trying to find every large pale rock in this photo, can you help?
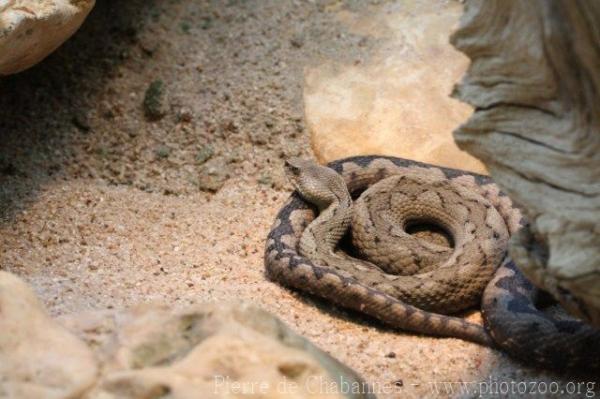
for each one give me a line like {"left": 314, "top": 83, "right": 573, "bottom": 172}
{"left": 59, "top": 303, "right": 374, "bottom": 399}
{"left": 305, "top": 0, "right": 486, "bottom": 174}
{"left": 0, "top": 0, "right": 95, "bottom": 75}
{"left": 451, "top": 0, "right": 600, "bottom": 326}
{"left": 0, "top": 270, "right": 371, "bottom": 398}
{"left": 0, "top": 271, "right": 98, "bottom": 399}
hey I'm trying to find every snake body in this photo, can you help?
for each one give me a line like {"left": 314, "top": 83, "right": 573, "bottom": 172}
{"left": 264, "top": 155, "right": 600, "bottom": 371}
{"left": 284, "top": 157, "right": 510, "bottom": 316}
{"left": 483, "top": 260, "right": 600, "bottom": 371}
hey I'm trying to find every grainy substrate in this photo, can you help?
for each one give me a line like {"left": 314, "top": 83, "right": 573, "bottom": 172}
{"left": 0, "top": 1, "right": 596, "bottom": 398}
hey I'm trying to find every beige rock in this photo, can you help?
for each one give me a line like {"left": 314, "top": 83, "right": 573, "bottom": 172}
{"left": 305, "top": 0, "right": 486, "bottom": 174}
{"left": 0, "top": 271, "right": 98, "bottom": 399}
{"left": 0, "top": 0, "right": 95, "bottom": 75}
{"left": 451, "top": 0, "right": 600, "bottom": 326}
{"left": 1, "top": 280, "right": 372, "bottom": 399}
{"left": 61, "top": 303, "right": 374, "bottom": 399}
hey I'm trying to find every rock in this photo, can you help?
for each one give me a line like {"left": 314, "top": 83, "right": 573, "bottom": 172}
{"left": 451, "top": 0, "right": 600, "bottom": 326}
{"left": 176, "top": 107, "right": 194, "bottom": 123}
{"left": 290, "top": 32, "right": 304, "bottom": 48}
{"left": 154, "top": 144, "right": 171, "bottom": 160}
{"left": 197, "top": 157, "right": 230, "bottom": 192}
{"left": 143, "top": 79, "right": 168, "bottom": 120}
{"left": 59, "top": 303, "right": 374, "bottom": 399}
{"left": 249, "top": 127, "right": 271, "bottom": 145}
{"left": 1, "top": 273, "right": 372, "bottom": 399}
{"left": 0, "top": 0, "right": 95, "bottom": 75}
{"left": 72, "top": 111, "right": 91, "bottom": 132}
{"left": 195, "top": 144, "right": 214, "bottom": 165}
{"left": 0, "top": 271, "right": 98, "bottom": 399}
{"left": 305, "top": 0, "right": 485, "bottom": 174}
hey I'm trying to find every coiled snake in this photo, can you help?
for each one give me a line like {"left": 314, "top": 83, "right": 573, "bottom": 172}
{"left": 264, "top": 155, "right": 600, "bottom": 371}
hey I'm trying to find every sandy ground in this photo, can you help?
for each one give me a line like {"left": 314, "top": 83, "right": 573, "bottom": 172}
{"left": 0, "top": 1, "right": 597, "bottom": 398}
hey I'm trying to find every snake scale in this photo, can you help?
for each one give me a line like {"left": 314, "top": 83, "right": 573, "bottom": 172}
{"left": 264, "top": 155, "right": 600, "bottom": 372}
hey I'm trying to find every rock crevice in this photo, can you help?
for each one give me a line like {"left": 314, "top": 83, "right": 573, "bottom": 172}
{"left": 451, "top": 0, "right": 600, "bottom": 326}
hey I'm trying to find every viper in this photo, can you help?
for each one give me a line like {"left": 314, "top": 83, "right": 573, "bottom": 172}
{"left": 264, "top": 155, "right": 600, "bottom": 371}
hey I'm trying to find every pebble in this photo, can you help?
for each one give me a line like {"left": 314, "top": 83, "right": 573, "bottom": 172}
{"left": 143, "top": 79, "right": 168, "bottom": 120}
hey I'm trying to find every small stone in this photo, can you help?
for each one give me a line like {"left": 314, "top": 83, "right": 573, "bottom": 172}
{"left": 222, "top": 120, "right": 238, "bottom": 134}
{"left": 290, "top": 33, "right": 304, "bottom": 48}
{"left": 180, "top": 21, "right": 191, "bottom": 34}
{"left": 100, "top": 102, "right": 116, "bottom": 119}
{"left": 258, "top": 174, "right": 272, "bottom": 186}
{"left": 143, "top": 79, "right": 168, "bottom": 120}
{"left": 177, "top": 108, "right": 193, "bottom": 123}
{"left": 195, "top": 145, "right": 214, "bottom": 165}
{"left": 200, "top": 16, "right": 212, "bottom": 30}
{"left": 198, "top": 174, "right": 226, "bottom": 192}
{"left": 385, "top": 351, "right": 396, "bottom": 358}
{"left": 226, "top": 149, "right": 244, "bottom": 163}
{"left": 72, "top": 113, "right": 91, "bottom": 132}
{"left": 154, "top": 145, "right": 171, "bottom": 159}
{"left": 249, "top": 130, "right": 269, "bottom": 145}
{"left": 123, "top": 121, "right": 139, "bottom": 138}
{"left": 139, "top": 38, "right": 158, "bottom": 56}
{"left": 197, "top": 158, "right": 229, "bottom": 192}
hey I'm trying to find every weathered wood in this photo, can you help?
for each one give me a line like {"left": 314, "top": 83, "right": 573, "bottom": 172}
{"left": 451, "top": 0, "right": 600, "bottom": 327}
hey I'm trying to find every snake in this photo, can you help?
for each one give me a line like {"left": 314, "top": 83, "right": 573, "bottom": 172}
{"left": 264, "top": 155, "right": 600, "bottom": 371}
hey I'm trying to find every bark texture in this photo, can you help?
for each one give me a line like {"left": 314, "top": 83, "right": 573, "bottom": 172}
{"left": 450, "top": 0, "right": 600, "bottom": 327}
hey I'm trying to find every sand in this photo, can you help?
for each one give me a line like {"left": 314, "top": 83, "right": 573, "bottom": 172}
{"left": 0, "top": 1, "right": 595, "bottom": 398}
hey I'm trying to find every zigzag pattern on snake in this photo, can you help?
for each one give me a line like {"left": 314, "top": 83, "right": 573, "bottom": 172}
{"left": 264, "top": 155, "right": 600, "bottom": 371}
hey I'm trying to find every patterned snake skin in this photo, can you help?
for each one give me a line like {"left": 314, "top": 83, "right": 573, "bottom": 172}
{"left": 264, "top": 156, "right": 600, "bottom": 371}
{"left": 483, "top": 259, "right": 600, "bottom": 372}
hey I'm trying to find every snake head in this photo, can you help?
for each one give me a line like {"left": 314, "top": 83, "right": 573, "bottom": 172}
{"left": 284, "top": 158, "right": 349, "bottom": 209}
{"left": 284, "top": 158, "right": 317, "bottom": 193}
{"left": 284, "top": 157, "right": 311, "bottom": 177}
{"left": 284, "top": 158, "right": 305, "bottom": 176}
